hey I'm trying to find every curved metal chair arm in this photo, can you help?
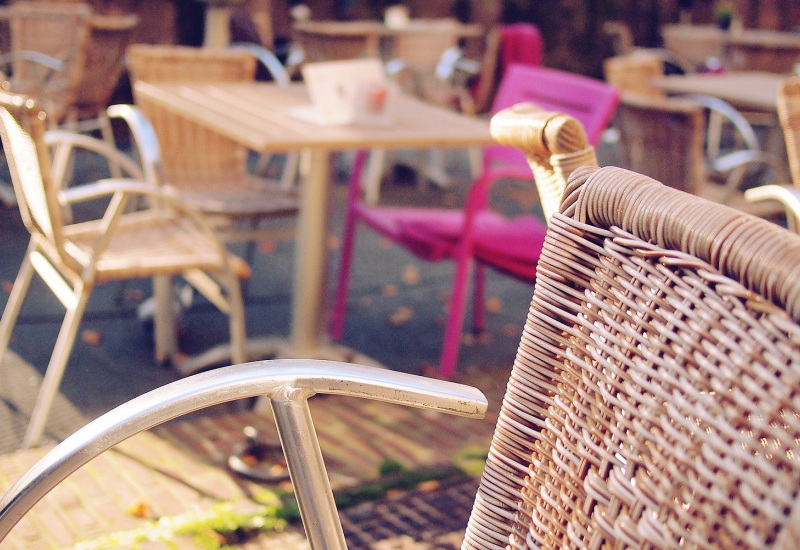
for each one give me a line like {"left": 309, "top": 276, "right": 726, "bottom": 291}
{"left": 229, "top": 42, "right": 291, "bottom": 86}
{"left": 745, "top": 184, "right": 800, "bottom": 231}
{"left": 0, "top": 360, "right": 487, "bottom": 548}
{"left": 44, "top": 130, "right": 145, "bottom": 185}
{"left": 106, "top": 104, "right": 163, "bottom": 188}
{"left": 0, "top": 50, "right": 64, "bottom": 72}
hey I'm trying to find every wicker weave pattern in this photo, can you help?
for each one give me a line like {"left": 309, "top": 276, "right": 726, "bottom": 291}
{"left": 464, "top": 162, "right": 800, "bottom": 548}
{"left": 778, "top": 76, "right": 800, "bottom": 188}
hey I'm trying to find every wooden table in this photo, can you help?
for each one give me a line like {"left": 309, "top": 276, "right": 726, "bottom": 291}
{"left": 654, "top": 71, "right": 783, "bottom": 112}
{"left": 134, "top": 81, "right": 492, "bottom": 368}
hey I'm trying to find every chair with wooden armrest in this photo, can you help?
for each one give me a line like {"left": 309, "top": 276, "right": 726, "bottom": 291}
{"left": 3, "top": 126, "right": 800, "bottom": 546}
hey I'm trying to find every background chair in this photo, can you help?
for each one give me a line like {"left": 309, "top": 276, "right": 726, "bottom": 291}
{"left": 0, "top": 92, "right": 248, "bottom": 449}
{"left": 332, "top": 64, "right": 618, "bottom": 377}
{"left": 4, "top": 154, "right": 800, "bottom": 547}
{"left": 614, "top": 91, "right": 787, "bottom": 216}
{"left": 778, "top": 75, "right": 800, "bottom": 187}
{"left": 125, "top": 45, "right": 299, "bottom": 266}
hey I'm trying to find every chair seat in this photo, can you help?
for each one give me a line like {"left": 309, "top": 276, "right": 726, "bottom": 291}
{"left": 62, "top": 209, "right": 246, "bottom": 280}
{"left": 360, "top": 205, "right": 547, "bottom": 275}
{"left": 169, "top": 175, "right": 299, "bottom": 217}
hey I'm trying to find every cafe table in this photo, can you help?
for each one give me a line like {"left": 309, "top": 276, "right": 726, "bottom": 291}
{"left": 133, "top": 81, "right": 493, "bottom": 371}
{"left": 653, "top": 70, "right": 783, "bottom": 112}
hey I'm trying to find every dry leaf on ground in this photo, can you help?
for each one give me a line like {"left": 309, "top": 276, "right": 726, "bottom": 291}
{"left": 389, "top": 306, "right": 413, "bottom": 326}
{"left": 81, "top": 330, "right": 101, "bottom": 346}
{"left": 1, "top": 280, "right": 12, "bottom": 293}
{"left": 258, "top": 239, "right": 276, "bottom": 253}
{"left": 486, "top": 296, "right": 503, "bottom": 313}
{"left": 327, "top": 234, "right": 341, "bottom": 250}
{"left": 402, "top": 264, "right": 421, "bottom": 285}
{"left": 381, "top": 284, "right": 398, "bottom": 297}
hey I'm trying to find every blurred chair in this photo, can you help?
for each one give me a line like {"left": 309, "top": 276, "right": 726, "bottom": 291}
{"left": 603, "top": 21, "right": 692, "bottom": 74}
{"left": 332, "top": 63, "right": 619, "bottom": 378}
{"left": 741, "top": 76, "right": 800, "bottom": 229}
{"left": 125, "top": 45, "right": 299, "bottom": 266}
{"left": 5, "top": 161, "right": 800, "bottom": 547}
{"left": 0, "top": 4, "right": 138, "bottom": 185}
{"left": 0, "top": 91, "right": 248, "bottom": 449}
{"left": 778, "top": 75, "right": 800, "bottom": 187}
{"left": 604, "top": 51, "right": 666, "bottom": 98}
{"left": 614, "top": 91, "right": 787, "bottom": 216}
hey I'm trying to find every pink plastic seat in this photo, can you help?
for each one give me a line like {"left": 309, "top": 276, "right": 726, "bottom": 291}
{"left": 331, "top": 64, "right": 619, "bottom": 377}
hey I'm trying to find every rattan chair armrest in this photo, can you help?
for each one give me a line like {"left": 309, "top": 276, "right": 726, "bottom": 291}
{"left": 0, "top": 360, "right": 487, "bottom": 544}
{"left": 229, "top": 42, "right": 291, "bottom": 86}
{"left": 44, "top": 130, "right": 145, "bottom": 186}
{"left": 745, "top": 184, "right": 800, "bottom": 230}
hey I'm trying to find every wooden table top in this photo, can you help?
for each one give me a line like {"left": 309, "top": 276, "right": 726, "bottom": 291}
{"left": 133, "top": 81, "right": 493, "bottom": 152}
{"left": 653, "top": 71, "right": 784, "bottom": 112}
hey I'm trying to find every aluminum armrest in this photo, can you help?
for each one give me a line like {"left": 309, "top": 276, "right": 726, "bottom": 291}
{"left": 229, "top": 42, "right": 291, "bottom": 86}
{"left": 0, "top": 360, "right": 487, "bottom": 547}
{"left": 0, "top": 50, "right": 63, "bottom": 72}
{"left": 106, "top": 104, "right": 163, "bottom": 187}
{"left": 712, "top": 148, "right": 789, "bottom": 180}
{"left": 744, "top": 184, "right": 800, "bottom": 231}
{"left": 43, "top": 130, "right": 144, "bottom": 183}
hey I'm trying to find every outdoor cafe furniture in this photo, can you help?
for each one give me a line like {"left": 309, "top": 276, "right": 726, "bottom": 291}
{"left": 125, "top": 45, "right": 300, "bottom": 277}
{"left": 662, "top": 23, "right": 800, "bottom": 73}
{"left": 4, "top": 103, "right": 800, "bottom": 547}
{"left": 0, "top": 3, "right": 139, "bottom": 177}
{"left": 0, "top": 91, "right": 249, "bottom": 449}
{"left": 778, "top": 75, "right": 800, "bottom": 186}
{"left": 131, "top": 77, "right": 494, "bottom": 374}
{"left": 613, "top": 91, "right": 787, "bottom": 217}
{"left": 331, "top": 63, "right": 618, "bottom": 378}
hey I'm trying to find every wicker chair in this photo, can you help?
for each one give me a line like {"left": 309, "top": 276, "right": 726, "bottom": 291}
{"left": 125, "top": 44, "right": 299, "bottom": 265}
{"left": 614, "top": 91, "right": 787, "bottom": 216}
{"left": 778, "top": 76, "right": 800, "bottom": 187}
{"left": 4, "top": 106, "right": 800, "bottom": 547}
{"left": 0, "top": 90, "right": 249, "bottom": 449}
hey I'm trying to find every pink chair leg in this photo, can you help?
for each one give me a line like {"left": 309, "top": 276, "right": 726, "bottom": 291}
{"left": 472, "top": 263, "right": 486, "bottom": 334}
{"left": 438, "top": 245, "right": 473, "bottom": 379}
{"left": 330, "top": 150, "right": 369, "bottom": 341}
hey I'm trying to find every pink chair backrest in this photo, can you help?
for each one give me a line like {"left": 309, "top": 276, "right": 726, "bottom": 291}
{"left": 484, "top": 63, "right": 620, "bottom": 170}
{"left": 500, "top": 23, "right": 543, "bottom": 69}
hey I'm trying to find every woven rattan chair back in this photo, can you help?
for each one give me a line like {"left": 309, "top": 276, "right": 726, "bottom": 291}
{"left": 69, "top": 13, "right": 138, "bottom": 124}
{"left": 126, "top": 44, "right": 257, "bottom": 185}
{"left": 778, "top": 76, "right": 800, "bottom": 187}
{"left": 0, "top": 87, "right": 68, "bottom": 265}
{"left": 603, "top": 52, "right": 665, "bottom": 99}
{"left": 466, "top": 111, "right": 800, "bottom": 547}
{"left": 5, "top": 1, "right": 91, "bottom": 122}
{"left": 615, "top": 92, "right": 705, "bottom": 194}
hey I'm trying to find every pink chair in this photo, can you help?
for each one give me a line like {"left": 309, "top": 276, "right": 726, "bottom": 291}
{"left": 331, "top": 64, "right": 619, "bottom": 377}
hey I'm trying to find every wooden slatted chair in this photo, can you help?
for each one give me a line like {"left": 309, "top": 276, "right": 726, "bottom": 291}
{"left": 3, "top": 106, "right": 800, "bottom": 548}
{"left": 125, "top": 44, "right": 299, "bottom": 268}
{"left": 0, "top": 90, "right": 248, "bottom": 449}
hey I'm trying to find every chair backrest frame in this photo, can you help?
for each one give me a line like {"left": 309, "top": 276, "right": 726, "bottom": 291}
{"left": 778, "top": 76, "right": 800, "bottom": 188}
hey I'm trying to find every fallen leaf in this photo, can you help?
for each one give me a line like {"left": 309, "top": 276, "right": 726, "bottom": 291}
{"left": 476, "top": 332, "right": 493, "bottom": 345}
{"left": 1, "top": 280, "right": 12, "bottom": 293}
{"left": 381, "top": 284, "right": 398, "bottom": 297}
{"left": 437, "top": 291, "right": 450, "bottom": 303}
{"left": 258, "top": 239, "right": 276, "bottom": 253}
{"left": 81, "top": 330, "right": 101, "bottom": 346}
{"left": 462, "top": 333, "right": 475, "bottom": 346}
{"left": 124, "top": 288, "right": 144, "bottom": 302}
{"left": 126, "top": 500, "right": 150, "bottom": 518}
{"left": 389, "top": 306, "right": 413, "bottom": 326}
{"left": 385, "top": 488, "right": 405, "bottom": 499}
{"left": 402, "top": 264, "right": 421, "bottom": 285}
{"left": 502, "top": 323, "right": 520, "bottom": 337}
{"left": 327, "top": 235, "right": 341, "bottom": 250}
{"left": 358, "top": 296, "right": 373, "bottom": 307}
{"left": 417, "top": 480, "right": 441, "bottom": 492}
{"left": 486, "top": 296, "right": 503, "bottom": 313}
